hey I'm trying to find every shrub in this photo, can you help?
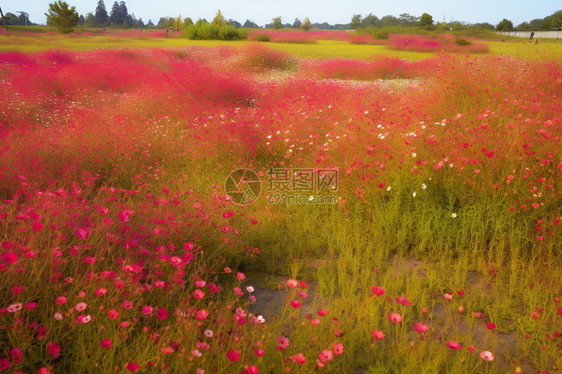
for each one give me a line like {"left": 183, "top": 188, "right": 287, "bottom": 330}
{"left": 455, "top": 37, "right": 471, "bottom": 46}
{"left": 184, "top": 23, "right": 246, "bottom": 40}
{"left": 255, "top": 33, "right": 271, "bottom": 42}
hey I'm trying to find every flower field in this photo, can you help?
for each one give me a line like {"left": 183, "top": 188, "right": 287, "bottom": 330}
{"left": 0, "top": 38, "right": 561, "bottom": 373}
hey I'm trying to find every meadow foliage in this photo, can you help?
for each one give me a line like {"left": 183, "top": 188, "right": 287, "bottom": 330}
{"left": 0, "top": 42, "right": 560, "bottom": 373}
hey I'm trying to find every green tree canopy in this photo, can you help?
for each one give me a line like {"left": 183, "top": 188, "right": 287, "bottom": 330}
{"left": 420, "top": 13, "right": 433, "bottom": 27}
{"left": 350, "top": 14, "right": 362, "bottom": 29}
{"left": 45, "top": 1, "right": 79, "bottom": 33}
{"left": 212, "top": 10, "right": 225, "bottom": 26}
{"left": 301, "top": 17, "right": 311, "bottom": 31}
{"left": 496, "top": 18, "right": 514, "bottom": 31}
{"left": 272, "top": 16, "right": 282, "bottom": 29}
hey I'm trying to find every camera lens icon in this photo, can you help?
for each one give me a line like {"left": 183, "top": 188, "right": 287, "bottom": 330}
{"left": 225, "top": 169, "right": 262, "bottom": 205}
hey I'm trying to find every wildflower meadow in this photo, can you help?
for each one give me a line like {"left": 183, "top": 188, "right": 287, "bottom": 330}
{"left": 0, "top": 29, "right": 561, "bottom": 374}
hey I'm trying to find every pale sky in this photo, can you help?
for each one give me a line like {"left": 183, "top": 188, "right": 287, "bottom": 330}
{"left": 2, "top": 0, "right": 560, "bottom": 27}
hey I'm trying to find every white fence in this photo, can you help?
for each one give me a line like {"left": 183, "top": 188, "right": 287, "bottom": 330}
{"left": 500, "top": 31, "right": 561, "bottom": 39}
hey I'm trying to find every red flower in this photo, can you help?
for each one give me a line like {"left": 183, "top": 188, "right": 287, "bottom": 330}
{"left": 47, "top": 342, "right": 60, "bottom": 358}
{"left": 156, "top": 308, "right": 168, "bottom": 320}
{"left": 100, "top": 339, "right": 112, "bottom": 349}
{"left": 372, "top": 330, "right": 384, "bottom": 340}
{"left": 227, "top": 350, "right": 240, "bottom": 362}
{"left": 447, "top": 340, "right": 462, "bottom": 350}
{"left": 126, "top": 362, "right": 140, "bottom": 372}
{"left": 371, "top": 286, "right": 385, "bottom": 296}
{"left": 486, "top": 322, "right": 496, "bottom": 330}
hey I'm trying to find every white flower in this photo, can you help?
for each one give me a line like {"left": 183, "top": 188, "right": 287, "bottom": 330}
{"left": 451, "top": 213, "right": 457, "bottom": 218}
{"left": 421, "top": 183, "right": 427, "bottom": 190}
{"left": 246, "top": 286, "right": 255, "bottom": 293}
{"left": 412, "top": 153, "right": 417, "bottom": 158}
{"left": 386, "top": 186, "right": 391, "bottom": 191}
{"left": 412, "top": 191, "right": 416, "bottom": 198}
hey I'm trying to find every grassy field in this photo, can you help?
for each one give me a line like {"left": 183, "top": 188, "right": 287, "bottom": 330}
{"left": 0, "top": 31, "right": 560, "bottom": 373}
{"left": 1, "top": 29, "right": 561, "bottom": 60}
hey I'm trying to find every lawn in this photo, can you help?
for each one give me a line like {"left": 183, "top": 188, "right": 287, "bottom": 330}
{"left": 0, "top": 31, "right": 560, "bottom": 374}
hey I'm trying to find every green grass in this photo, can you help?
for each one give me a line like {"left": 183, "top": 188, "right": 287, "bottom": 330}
{"left": 2, "top": 31, "right": 561, "bottom": 61}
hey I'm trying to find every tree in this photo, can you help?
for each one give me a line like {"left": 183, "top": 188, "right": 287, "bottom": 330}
{"left": 301, "top": 17, "right": 311, "bottom": 31}
{"left": 147, "top": 19, "right": 154, "bottom": 27}
{"left": 516, "top": 22, "right": 532, "bottom": 31}
{"left": 350, "top": 14, "right": 361, "bottom": 29}
{"left": 109, "top": 1, "right": 121, "bottom": 25}
{"left": 496, "top": 18, "right": 514, "bottom": 31}
{"left": 5, "top": 12, "right": 19, "bottom": 25}
{"left": 212, "top": 10, "right": 225, "bottom": 26}
{"left": 272, "top": 16, "right": 282, "bottom": 29}
{"left": 183, "top": 17, "right": 193, "bottom": 27}
{"left": 529, "top": 18, "right": 543, "bottom": 30}
{"left": 420, "top": 13, "right": 433, "bottom": 27}
{"left": 361, "top": 13, "right": 378, "bottom": 27}
{"left": 137, "top": 17, "right": 144, "bottom": 28}
{"left": 292, "top": 18, "right": 301, "bottom": 28}
{"left": 398, "top": 13, "right": 416, "bottom": 25}
{"left": 84, "top": 12, "right": 94, "bottom": 26}
{"left": 45, "top": 1, "right": 79, "bottom": 33}
{"left": 243, "top": 19, "right": 257, "bottom": 28}
{"left": 77, "top": 14, "right": 85, "bottom": 25}
{"left": 119, "top": 1, "right": 128, "bottom": 25}
{"left": 173, "top": 15, "right": 183, "bottom": 31}
{"left": 94, "top": 0, "right": 108, "bottom": 26}
{"left": 380, "top": 15, "right": 398, "bottom": 27}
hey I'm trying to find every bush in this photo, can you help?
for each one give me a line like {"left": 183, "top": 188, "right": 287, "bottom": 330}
{"left": 255, "top": 33, "right": 271, "bottom": 42}
{"left": 184, "top": 23, "right": 246, "bottom": 40}
{"left": 455, "top": 37, "right": 471, "bottom": 46}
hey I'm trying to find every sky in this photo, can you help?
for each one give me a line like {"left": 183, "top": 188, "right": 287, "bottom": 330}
{"left": 2, "top": 0, "right": 560, "bottom": 27}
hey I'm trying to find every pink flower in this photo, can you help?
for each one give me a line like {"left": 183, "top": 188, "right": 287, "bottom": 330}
{"left": 371, "top": 286, "right": 385, "bottom": 296}
{"left": 100, "top": 339, "right": 112, "bottom": 349}
{"left": 7, "top": 303, "right": 22, "bottom": 313}
{"left": 193, "top": 289, "right": 205, "bottom": 299}
{"left": 396, "top": 296, "right": 411, "bottom": 306}
{"left": 480, "top": 351, "right": 494, "bottom": 361}
{"left": 126, "top": 362, "right": 140, "bottom": 372}
{"left": 447, "top": 340, "right": 462, "bottom": 350}
{"left": 388, "top": 312, "right": 402, "bottom": 324}
{"left": 55, "top": 296, "right": 67, "bottom": 305}
{"left": 332, "top": 342, "right": 344, "bottom": 355}
{"left": 95, "top": 288, "right": 107, "bottom": 297}
{"left": 0, "top": 358, "right": 10, "bottom": 370}
{"left": 47, "top": 342, "right": 60, "bottom": 358}
{"left": 318, "top": 349, "right": 333, "bottom": 363}
{"left": 196, "top": 309, "right": 209, "bottom": 320}
{"left": 277, "top": 335, "right": 289, "bottom": 349}
{"left": 2, "top": 252, "right": 17, "bottom": 265}
{"left": 413, "top": 322, "right": 428, "bottom": 333}
{"left": 443, "top": 293, "right": 452, "bottom": 300}
{"left": 290, "top": 299, "right": 302, "bottom": 308}
{"left": 254, "top": 349, "right": 265, "bottom": 357}
{"left": 31, "top": 221, "right": 43, "bottom": 232}
{"left": 286, "top": 279, "right": 298, "bottom": 288}
{"left": 486, "top": 322, "right": 496, "bottom": 330}
{"left": 227, "top": 350, "right": 240, "bottom": 362}
{"left": 372, "top": 330, "right": 385, "bottom": 340}
{"left": 75, "top": 302, "right": 87, "bottom": 312}
{"left": 141, "top": 305, "right": 153, "bottom": 315}
{"left": 236, "top": 272, "right": 245, "bottom": 281}
{"left": 156, "top": 308, "right": 168, "bottom": 320}
{"left": 292, "top": 352, "right": 306, "bottom": 364}
{"left": 107, "top": 309, "right": 119, "bottom": 320}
